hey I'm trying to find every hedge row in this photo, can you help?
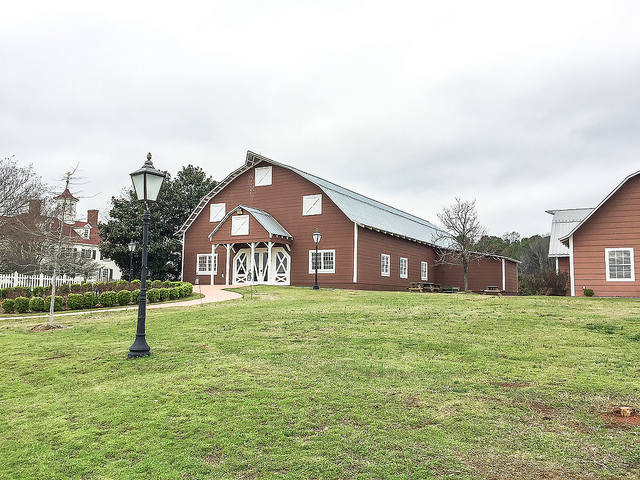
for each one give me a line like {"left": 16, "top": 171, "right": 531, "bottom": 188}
{"left": 1, "top": 282, "right": 194, "bottom": 314}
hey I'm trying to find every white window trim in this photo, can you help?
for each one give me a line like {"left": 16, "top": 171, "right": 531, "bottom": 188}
{"left": 302, "top": 194, "right": 323, "bottom": 216}
{"left": 308, "top": 249, "right": 336, "bottom": 274}
{"left": 381, "top": 254, "right": 390, "bottom": 277}
{"left": 605, "top": 247, "right": 635, "bottom": 282}
{"left": 255, "top": 166, "right": 272, "bottom": 186}
{"left": 421, "top": 261, "right": 428, "bottom": 281}
{"left": 209, "top": 203, "right": 226, "bottom": 222}
{"left": 399, "top": 257, "right": 408, "bottom": 279}
{"left": 231, "top": 215, "right": 249, "bottom": 236}
{"left": 196, "top": 253, "right": 217, "bottom": 275}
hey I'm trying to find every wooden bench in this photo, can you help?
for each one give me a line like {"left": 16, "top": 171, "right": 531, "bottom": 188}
{"left": 441, "top": 286, "right": 460, "bottom": 293}
{"left": 408, "top": 282, "right": 442, "bottom": 292}
{"left": 482, "top": 286, "right": 503, "bottom": 295}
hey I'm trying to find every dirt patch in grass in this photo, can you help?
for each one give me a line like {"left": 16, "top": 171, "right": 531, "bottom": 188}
{"left": 600, "top": 406, "right": 640, "bottom": 428}
{"left": 460, "top": 453, "right": 601, "bottom": 480}
{"left": 30, "top": 324, "right": 72, "bottom": 332}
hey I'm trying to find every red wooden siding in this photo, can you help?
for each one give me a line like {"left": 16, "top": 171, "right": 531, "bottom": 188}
{"left": 436, "top": 257, "right": 517, "bottom": 294}
{"left": 557, "top": 257, "right": 570, "bottom": 276}
{"left": 184, "top": 163, "right": 354, "bottom": 287}
{"left": 572, "top": 175, "right": 640, "bottom": 297}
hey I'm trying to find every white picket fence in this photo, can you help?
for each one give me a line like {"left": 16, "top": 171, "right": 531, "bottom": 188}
{"left": 0, "top": 272, "right": 87, "bottom": 289}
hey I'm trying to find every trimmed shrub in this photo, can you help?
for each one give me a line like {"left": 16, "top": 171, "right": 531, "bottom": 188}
{"left": 132, "top": 289, "right": 140, "bottom": 304}
{"left": 70, "top": 283, "right": 83, "bottom": 294}
{"left": 14, "top": 297, "right": 30, "bottom": 313}
{"left": 583, "top": 288, "right": 595, "bottom": 297}
{"left": 83, "top": 291, "right": 97, "bottom": 309}
{"left": 117, "top": 289, "right": 132, "bottom": 306}
{"left": 57, "top": 284, "right": 70, "bottom": 295}
{"left": 12, "top": 286, "right": 32, "bottom": 298}
{"left": 147, "top": 288, "right": 160, "bottom": 303}
{"left": 2, "top": 299, "right": 15, "bottom": 313}
{"left": 131, "top": 279, "right": 141, "bottom": 288}
{"left": 45, "top": 295, "right": 64, "bottom": 312}
{"left": 32, "top": 286, "right": 45, "bottom": 297}
{"left": 181, "top": 282, "right": 193, "bottom": 297}
{"left": 94, "top": 282, "right": 106, "bottom": 293}
{"left": 151, "top": 280, "right": 164, "bottom": 289}
{"left": 66, "top": 293, "right": 84, "bottom": 310}
{"left": 0, "top": 288, "right": 10, "bottom": 300}
{"left": 99, "top": 291, "right": 117, "bottom": 308}
{"left": 29, "top": 296, "right": 45, "bottom": 312}
{"left": 158, "top": 288, "right": 169, "bottom": 301}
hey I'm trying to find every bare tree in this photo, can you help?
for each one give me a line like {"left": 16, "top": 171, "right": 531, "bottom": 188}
{"left": 435, "top": 197, "right": 486, "bottom": 292}
{"left": 0, "top": 157, "right": 48, "bottom": 218}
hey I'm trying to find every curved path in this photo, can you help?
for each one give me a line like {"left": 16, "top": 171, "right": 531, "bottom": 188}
{"left": 11, "top": 284, "right": 243, "bottom": 320}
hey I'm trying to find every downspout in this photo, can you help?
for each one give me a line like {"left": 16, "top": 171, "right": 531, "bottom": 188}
{"left": 501, "top": 258, "right": 506, "bottom": 291}
{"left": 180, "top": 232, "right": 186, "bottom": 281}
{"left": 569, "top": 235, "right": 576, "bottom": 296}
{"left": 353, "top": 222, "right": 358, "bottom": 283}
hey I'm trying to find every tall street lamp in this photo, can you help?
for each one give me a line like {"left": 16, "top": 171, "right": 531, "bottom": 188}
{"left": 128, "top": 240, "right": 136, "bottom": 281}
{"left": 312, "top": 228, "right": 322, "bottom": 290}
{"left": 128, "top": 153, "right": 165, "bottom": 358}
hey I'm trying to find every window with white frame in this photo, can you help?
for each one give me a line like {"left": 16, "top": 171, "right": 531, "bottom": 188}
{"left": 302, "top": 194, "right": 322, "bottom": 216}
{"left": 421, "top": 261, "right": 428, "bottom": 281}
{"left": 209, "top": 203, "right": 225, "bottom": 222}
{"left": 197, "top": 254, "right": 216, "bottom": 274}
{"left": 399, "top": 257, "right": 408, "bottom": 279}
{"left": 254, "top": 166, "right": 272, "bottom": 186}
{"left": 308, "top": 249, "right": 336, "bottom": 274}
{"left": 381, "top": 254, "right": 390, "bottom": 277}
{"left": 605, "top": 248, "right": 635, "bottom": 281}
{"left": 231, "top": 215, "right": 249, "bottom": 236}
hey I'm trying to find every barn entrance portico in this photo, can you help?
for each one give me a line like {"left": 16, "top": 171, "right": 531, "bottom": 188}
{"left": 232, "top": 244, "right": 291, "bottom": 285}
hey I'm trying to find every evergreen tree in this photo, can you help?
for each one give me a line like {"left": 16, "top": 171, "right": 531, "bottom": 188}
{"left": 99, "top": 165, "right": 216, "bottom": 281}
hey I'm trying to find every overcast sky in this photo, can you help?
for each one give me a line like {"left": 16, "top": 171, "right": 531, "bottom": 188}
{"left": 2, "top": 1, "right": 639, "bottom": 238}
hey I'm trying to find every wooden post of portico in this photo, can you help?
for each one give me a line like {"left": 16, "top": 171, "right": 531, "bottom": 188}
{"left": 225, "top": 244, "right": 233, "bottom": 285}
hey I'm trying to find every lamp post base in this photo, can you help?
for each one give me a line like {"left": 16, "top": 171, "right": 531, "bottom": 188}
{"left": 128, "top": 335, "right": 151, "bottom": 358}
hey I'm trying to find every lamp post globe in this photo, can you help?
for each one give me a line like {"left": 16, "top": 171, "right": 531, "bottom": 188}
{"left": 312, "top": 228, "right": 322, "bottom": 290}
{"left": 128, "top": 153, "right": 165, "bottom": 359}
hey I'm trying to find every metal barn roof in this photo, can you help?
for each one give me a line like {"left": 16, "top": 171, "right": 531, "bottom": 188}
{"left": 180, "top": 151, "right": 453, "bottom": 248}
{"left": 546, "top": 208, "right": 593, "bottom": 257}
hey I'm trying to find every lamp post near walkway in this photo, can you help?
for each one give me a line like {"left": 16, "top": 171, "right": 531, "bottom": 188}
{"left": 312, "top": 228, "right": 322, "bottom": 290}
{"left": 128, "top": 153, "right": 165, "bottom": 358}
{"left": 128, "top": 240, "right": 136, "bottom": 281}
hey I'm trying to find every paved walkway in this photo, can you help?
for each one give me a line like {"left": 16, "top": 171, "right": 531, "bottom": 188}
{"left": 11, "top": 284, "right": 243, "bottom": 320}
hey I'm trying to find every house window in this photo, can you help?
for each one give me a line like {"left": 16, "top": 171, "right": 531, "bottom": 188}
{"left": 308, "top": 249, "right": 336, "bottom": 274}
{"left": 421, "top": 261, "right": 428, "bottom": 281}
{"left": 605, "top": 248, "right": 635, "bottom": 281}
{"left": 210, "top": 203, "right": 225, "bottom": 222}
{"left": 254, "top": 166, "right": 272, "bottom": 186}
{"left": 197, "top": 254, "right": 218, "bottom": 274}
{"left": 381, "top": 254, "right": 390, "bottom": 277}
{"left": 231, "top": 215, "right": 249, "bottom": 236}
{"left": 399, "top": 257, "right": 408, "bottom": 279}
{"left": 302, "top": 194, "right": 322, "bottom": 216}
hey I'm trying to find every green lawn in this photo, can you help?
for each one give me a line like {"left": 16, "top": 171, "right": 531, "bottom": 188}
{"left": 1, "top": 287, "right": 639, "bottom": 479}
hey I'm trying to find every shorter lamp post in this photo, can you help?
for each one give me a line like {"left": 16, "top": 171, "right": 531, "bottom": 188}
{"left": 312, "top": 228, "right": 322, "bottom": 290}
{"left": 128, "top": 240, "right": 136, "bottom": 281}
{"left": 128, "top": 153, "right": 165, "bottom": 359}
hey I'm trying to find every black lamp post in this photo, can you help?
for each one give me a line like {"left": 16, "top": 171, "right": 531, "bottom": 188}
{"left": 128, "top": 153, "right": 165, "bottom": 358}
{"left": 128, "top": 240, "right": 136, "bottom": 281}
{"left": 312, "top": 228, "right": 322, "bottom": 290}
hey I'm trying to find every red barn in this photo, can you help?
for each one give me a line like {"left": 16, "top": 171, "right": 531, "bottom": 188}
{"left": 178, "top": 152, "right": 518, "bottom": 293}
{"left": 549, "top": 170, "right": 640, "bottom": 297}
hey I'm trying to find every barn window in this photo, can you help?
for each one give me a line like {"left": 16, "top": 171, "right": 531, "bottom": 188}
{"left": 197, "top": 254, "right": 217, "bottom": 274}
{"left": 605, "top": 248, "right": 635, "bottom": 281}
{"left": 231, "top": 215, "right": 249, "bottom": 236}
{"left": 381, "top": 254, "right": 390, "bottom": 277}
{"left": 309, "top": 249, "right": 335, "bottom": 274}
{"left": 302, "top": 194, "right": 322, "bottom": 216}
{"left": 399, "top": 257, "right": 408, "bottom": 279}
{"left": 421, "top": 261, "right": 428, "bottom": 281}
{"left": 254, "top": 166, "right": 272, "bottom": 186}
{"left": 210, "top": 203, "right": 225, "bottom": 222}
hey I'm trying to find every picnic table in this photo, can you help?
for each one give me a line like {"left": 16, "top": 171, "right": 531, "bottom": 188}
{"left": 482, "top": 286, "right": 503, "bottom": 295}
{"left": 408, "top": 282, "right": 441, "bottom": 292}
